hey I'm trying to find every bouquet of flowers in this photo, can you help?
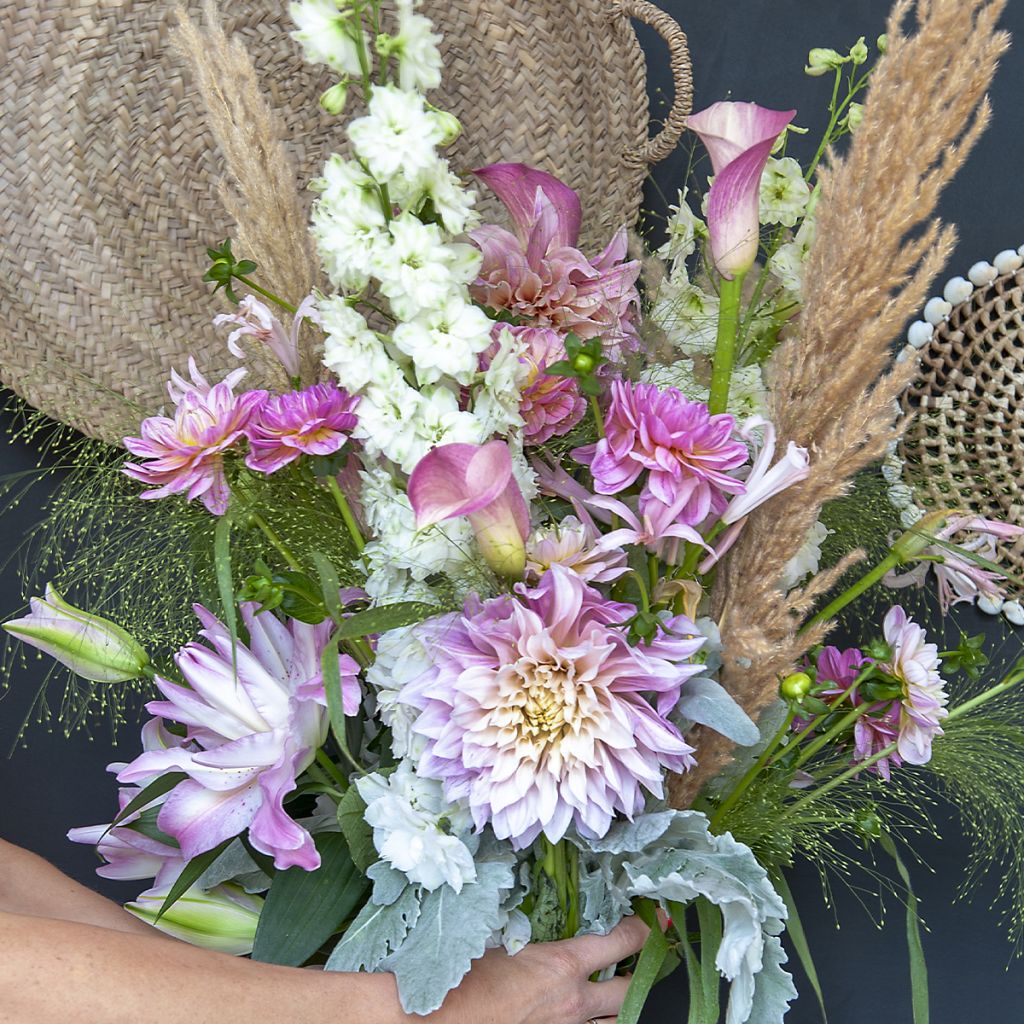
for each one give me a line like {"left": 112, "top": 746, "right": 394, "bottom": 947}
{"left": 6, "top": 0, "right": 1024, "bottom": 1021}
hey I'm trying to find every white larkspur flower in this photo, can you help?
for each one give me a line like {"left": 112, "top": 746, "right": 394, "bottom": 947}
{"left": 472, "top": 328, "right": 528, "bottom": 437}
{"left": 354, "top": 371, "right": 427, "bottom": 470}
{"left": 320, "top": 297, "right": 396, "bottom": 393}
{"left": 289, "top": 0, "right": 364, "bottom": 76}
{"left": 393, "top": 297, "right": 494, "bottom": 386}
{"left": 389, "top": 158, "right": 480, "bottom": 236}
{"left": 657, "top": 188, "right": 708, "bottom": 265}
{"left": 348, "top": 85, "right": 447, "bottom": 183}
{"left": 356, "top": 762, "right": 477, "bottom": 892}
{"left": 386, "top": 0, "right": 443, "bottom": 92}
{"left": 649, "top": 277, "right": 721, "bottom": 356}
{"left": 366, "top": 625, "right": 435, "bottom": 760}
{"left": 413, "top": 385, "right": 488, "bottom": 449}
{"left": 778, "top": 520, "right": 830, "bottom": 592}
{"left": 371, "top": 213, "right": 481, "bottom": 321}
{"left": 759, "top": 156, "right": 811, "bottom": 228}
{"left": 769, "top": 212, "right": 816, "bottom": 295}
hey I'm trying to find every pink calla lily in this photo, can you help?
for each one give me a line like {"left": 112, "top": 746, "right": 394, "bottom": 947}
{"left": 408, "top": 440, "right": 530, "bottom": 579}
{"left": 473, "top": 163, "right": 582, "bottom": 248}
{"left": 688, "top": 102, "right": 796, "bottom": 278}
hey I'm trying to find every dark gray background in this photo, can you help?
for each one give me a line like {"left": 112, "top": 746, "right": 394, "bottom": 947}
{"left": 1, "top": 1, "right": 1023, "bottom": 1021}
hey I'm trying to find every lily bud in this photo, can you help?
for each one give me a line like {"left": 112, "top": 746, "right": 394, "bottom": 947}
{"left": 409, "top": 440, "right": 530, "bottom": 579}
{"left": 3, "top": 585, "right": 150, "bottom": 683}
{"left": 126, "top": 883, "right": 263, "bottom": 956}
{"left": 805, "top": 47, "right": 846, "bottom": 76}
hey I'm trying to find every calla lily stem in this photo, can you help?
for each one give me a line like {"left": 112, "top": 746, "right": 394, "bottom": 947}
{"left": 708, "top": 272, "right": 747, "bottom": 415}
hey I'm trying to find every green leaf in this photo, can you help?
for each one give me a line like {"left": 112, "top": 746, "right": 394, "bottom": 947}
{"left": 325, "top": 884, "right": 421, "bottom": 972}
{"left": 880, "top": 833, "right": 929, "bottom": 1024}
{"left": 332, "top": 602, "right": 438, "bottom": 640}
{"left": 321, "top": 631, "right": 361, "bottom": 772}
{"left": 772, "top": 870, "right": 827, "bottom": 1021}
{"left": 155, "top": 837, "right": 235, "bottom": 922}
{"left": 108, "top": 772, "right": 187, "bottom": 831}
{"left": 927, "top": 534, "right": 1024, "bottom": 589}
{"left": 696, "top": 897, "right": 722, "bottom": 1023}
{"left": 618, "top": 907, "right": 671, "bottom": 1024}
{"left": 337, "top": 785, "right": 377, "bottom": 873}
{"left": 251, "top": 832, "right": 369, "bottom": 967}
{"left": 121, "top": 806, "right": 180, "bottom": 849}
{"left": 311, "top": 551, "right": 345, "bottom": 625}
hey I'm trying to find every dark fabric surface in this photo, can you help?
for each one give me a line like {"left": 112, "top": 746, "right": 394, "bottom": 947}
{"left": 1, "top": 1, "right": 1023, "bottom": 1021}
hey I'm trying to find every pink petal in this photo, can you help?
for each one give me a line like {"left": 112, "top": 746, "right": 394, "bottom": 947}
{"left": 474, "top": 163, "right": 582, "bottom": 249}
{"left": 409, "top": 441, "right": 515, "bottom": 528}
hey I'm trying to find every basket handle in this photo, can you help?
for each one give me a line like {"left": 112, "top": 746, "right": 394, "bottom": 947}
{"left": 613, "top": 0, "right": 693, "bottom": 164}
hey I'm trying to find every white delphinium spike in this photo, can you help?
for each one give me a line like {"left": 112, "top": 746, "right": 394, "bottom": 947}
{"left": 290, "top": 0, "right": 364, "bottom": 76}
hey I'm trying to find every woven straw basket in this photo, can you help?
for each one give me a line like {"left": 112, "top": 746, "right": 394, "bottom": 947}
{"left": 0, "top": 0, "right": 691, "bottom": 444}
{"left": 900, "top": 264, "right": 1024, "bottom": 580}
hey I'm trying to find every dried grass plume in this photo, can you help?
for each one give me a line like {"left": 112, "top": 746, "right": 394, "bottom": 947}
{"left": 671, "top": 0, "right": 1011, "bottom": 807}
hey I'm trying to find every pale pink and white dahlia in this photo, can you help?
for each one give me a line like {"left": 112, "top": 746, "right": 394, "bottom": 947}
{"left": 881, "top": 605, "right": 948, "bottom": 765}
{"left": 246, "top": 383, "right": 359, "bottom": 475}
{"left": 118, "top": 603, "right": 360, "bottom": 871}
{"left": 124, "top": 360, "right": 265, "bottom": 516}
{"left": 400, "top": 565, "right": 703, "bottom": 848}
{"left": 574, "top": 381, "right": 749, "bottom": 527}
{"left": 524, "top": 515, "right": 628, "bottom": 584}
{"left": 470, "top": 164, "right": 640, "bottom": 353}
{"left": 510, "top": 327, "right": 587, "bottom": 444}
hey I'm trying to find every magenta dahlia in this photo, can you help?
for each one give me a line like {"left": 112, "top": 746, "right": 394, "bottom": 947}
{"left": 400, "top": 565, "right": 703, "bottom": 848}
{"left": 124, "top": 360, "right": 265, "bottom": 516}
{"left": 246, "top": 383, "right": 359, "bottom": 475}
{"left": 574, "top": 381, "right": 749, "bottom": 527}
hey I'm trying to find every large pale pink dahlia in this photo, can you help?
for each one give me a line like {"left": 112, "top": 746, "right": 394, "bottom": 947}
{"left": 400, "top": 565, "right": 703, "bottom": 848}
{"left": 574, "top": 381, "right": 749, "bottom": 527}
{"left": 881, "top": 605, "right": 948, "bottom": 765}
{"left": 469, "top": 164, "right": 640, "bottom": 354}
{"left": 511, "top": 326, "right": 587, "bottom": 444}
{"left": 124, "top": 360, "right": 265, "bottom": 516}
{"left": 118, "top": 603, "right": 360, "bottom": 871}
{"left": 246, "top": 383, "right": 359, "bottom": 475}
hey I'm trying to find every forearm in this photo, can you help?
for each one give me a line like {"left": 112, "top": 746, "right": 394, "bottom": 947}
{"left": 0, "top": 910, "right": 409, "bottom": 1024}
{"left": 0, "top": 838, "right": 152, "bottom": 936}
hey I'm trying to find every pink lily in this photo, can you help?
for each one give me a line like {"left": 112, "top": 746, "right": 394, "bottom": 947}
{"left": 587, "top": 494, "right": 711, "bottom": 555}
{"left": 687, "top": 102, "right": 796, "bottom": 278}
{"left": 408, "top": 440, "right": 531, "bottom": 579}
{"left": 213, "top": 293, "right": 322, "bottom": 381}
{"left": 720, "top": 416, "right": 809, "bottom": 524}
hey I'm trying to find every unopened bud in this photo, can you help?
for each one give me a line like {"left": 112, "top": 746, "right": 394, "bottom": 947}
{"left": 877, "top": 34, "right": 889, "bottom": 54}
{"left": 319, "top": 81, "right": 349, "bottom": 116}
{"left": 845, "top": 103, "right": 865, "bottom": 132}
{"left": 805, "top": 47, "right": 846, "bottom": 76}
{"left": 849, "top": 36, "right": 869, "bottom": 65}
{"left": 430, "top": 109, "right": 462, "bottom": 146}
{"left": 572, "top": 352, "right": 596, "bottom": 374}
{"left": 780, "top": 671, "right": 813, "bottom": 701}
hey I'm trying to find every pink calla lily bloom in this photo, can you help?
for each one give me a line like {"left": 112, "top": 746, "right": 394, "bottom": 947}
{"left": 688, "top": 102, "right": 796, "bottom": 278}
{"left": 408, "top": 440, "right": 530, "bottom": 579}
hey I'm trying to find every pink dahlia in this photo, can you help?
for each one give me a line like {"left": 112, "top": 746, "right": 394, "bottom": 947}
{"left": 246, "top": 383, "right": 359, "bottom": 475}
{"left": 574, "top": 381, "right": 749, "bottom": 527}
{"left": 400, "top": 565, "right": 703, "bottom": 848}
{"left": 124, "top": 359, "right": 266, "bottom": 516}
{"left": 524, "top": 514, "right": 628, "bottom": 584}
{"left": 118, "top": 603, "right": 360, "bottom": 871}
{"left": 852, "top": 702, "right": 903, "bottom": 781}
{"left": 881, "top": 605, "right": 948, "bottom": 765}
{"left": 470, "top": 163, "right": 640, "bottom": 355}
{"left": 511, "top": 326, "right": 587, "bottom": 444}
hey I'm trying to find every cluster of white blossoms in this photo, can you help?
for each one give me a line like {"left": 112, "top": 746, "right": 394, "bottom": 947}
{"left": 291, "top": 0, "right": 529, "bottom": 602}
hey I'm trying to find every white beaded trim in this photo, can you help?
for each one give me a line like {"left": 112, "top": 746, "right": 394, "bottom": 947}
{"left": 886, "top": 242, "right": 1024, "bottom": 619}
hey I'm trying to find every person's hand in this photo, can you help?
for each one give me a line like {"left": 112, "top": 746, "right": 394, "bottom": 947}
{"left": 431, "top": 916, "right": 649, "bottom": 1024}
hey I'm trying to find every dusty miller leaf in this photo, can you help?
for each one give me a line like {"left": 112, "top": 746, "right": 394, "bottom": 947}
{"left": 677, "top": 676, "right": 760, "bottom": 746}
{"left": 325, "top": 884, "right": 421, "bottom": 973}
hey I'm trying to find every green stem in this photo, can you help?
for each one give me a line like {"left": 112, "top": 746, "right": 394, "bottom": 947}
{"left": 235, "top": 275, "right": 297, "bottom": 315}
{"left": 800, "top": 551, "right": 902, "bottom": 634}
{"left": 589, "top": 395, "right": 606, "bottom": 438}
{"left": 946, "top": 666, "right": 1024, "bottom": 722}
{"left": 791, "top": 701, "right": 875, "bottom": 769}
{"left": 708, "top": 273, "right": 746, "bottom": 415}
{"left": 326, "top": 475, "right": 366, "bottom": 553}
{"left": 805, "top": 68, "right": 844, "bottom": 183}
{"left": 315, "top": 748, "right": 350, "bottom": 791}
{"left": 786, "top": 742, "right": 897, "bottom": 814}
{"left": 710, "top": 707, "right": 796, "bottom": 832}
{"left": 249, "top": 511, "right": 303, "bottom": 572}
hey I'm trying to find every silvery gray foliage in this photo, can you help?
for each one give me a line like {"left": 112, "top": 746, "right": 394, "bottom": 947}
{"left": 577, "top": 810, "right": 795, "bottom": 1024}
{"left": 704, "top": 701, "right": 789, "bottom": 799}
{"left": 676, "top": 675, "right": 760, "bottom": 746}
{"left": 195, "top": 839, "right": 271, "bottom": 894}
{"left": 368, "top": 860, "right": 412, "bottom": 906}
{"left": 325, "top": 884, "right": 422, "bottom": 972}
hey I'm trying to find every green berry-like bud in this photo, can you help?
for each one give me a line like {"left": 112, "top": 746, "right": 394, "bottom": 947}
{"left": 319, "top": 81, "right": 349, "bottom": 116}
{"left": 780, "top": 671, "right": 813, "bottom": 700}
{"left": 849, "top": 36, "right": 869, "bottom": 65}
{"left": 805, "top": 47, "right": 846, "bottom": 76}
{"left": 845, "top": 102, "right": 865, "bottom": 132}
{"left": 877, "top": 33, "right": 889, "bottom": 54}
{"left": 572, "top": 352, "right": 596, "bottom": 374}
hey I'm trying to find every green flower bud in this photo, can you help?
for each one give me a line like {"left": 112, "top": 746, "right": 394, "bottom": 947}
{"left": 780, "top": 671, "right": 813, "bottom": 700}
{"left": 805, "top": 47, "right": 846, "bottom": 76}
{"left": 890, "top": 507, "right": 952, "bottom": 563}
{"left": 877, "top": 34, "right": 889, "bottom": 54}
{"left": 429, "top": 109, "right": 462, "bottom": 146}
{"left": 572, "top": 352, "right": 597, "bottom": 374}
{"left": 849, "top": 36, "right": 869, "bottom": 65}
{"left": 319, "top": 80, "right": 349, "bottom": 116}
{"left": 845, "top": 102, "right": 865, "bottom": 132}
{"left": 3, "top": 585, "right": 150, "bottom": 683}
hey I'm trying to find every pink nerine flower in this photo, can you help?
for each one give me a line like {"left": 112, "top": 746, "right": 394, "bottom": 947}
{"left": 881, "top": 605, "right": 948, "bottom": 765}
{"left": 245, "top": 383, "right": 359, "bottom": 475}
{"left": 401, "top": 565, "right": 703, "bottom": 848}
{"left": 687, "top": 102, "right": 796, "bottom": 278}
{"left": 118, "top": 603, "right": 360, "bottom": 871}
{"left": 574, "top": 381, "right": 749, "bottom": 527}
{"left": 124, "top": 360, "right": 266, "bottom": 516}
{"left": 510, "top": 327, "right": 587, "bottom": 444}
{"left": 470, "top": 163, "right": 640, "bottom": 354}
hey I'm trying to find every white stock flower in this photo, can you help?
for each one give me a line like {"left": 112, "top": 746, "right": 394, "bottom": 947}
{"left": 348, "top": 85, "right": 447, "bottom": 183}
{"left": 759, "top": 157, "right": 811, "bottom": 228}
{"left": 393, "top": 296, "right": 493, "bottom": 385}
{"left": 356, "top": 762, "right": 477, "bottom": 892}
{"left": 388, "top": 0, "right": 443, "bottom": 92}
{"left": 650, "top": 277, "right": 721, "bottom": 356}
{"left": 371, "top": 213, "right": 481, "bottom": 320}
{"left": 778, "top": 520, "right": 830, "bottom": 592}
{"left": 290, "top": 0, "right": 364, "bottom": 76}
{"left": 320, "top": 297, "right": 395, "bottom": 393}
{"left": 657, "top": 188, "right": 708, "bottom": 265}
{"left": 354, "top": 370, "right": 428, "bottom": 470}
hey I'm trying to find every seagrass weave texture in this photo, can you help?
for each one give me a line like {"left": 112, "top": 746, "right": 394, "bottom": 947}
{"left": 900, "top": 266, "right": 1024, "bottom": 578}
{"left": 0, "top": 0, "right": 691, "bottom": 443}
